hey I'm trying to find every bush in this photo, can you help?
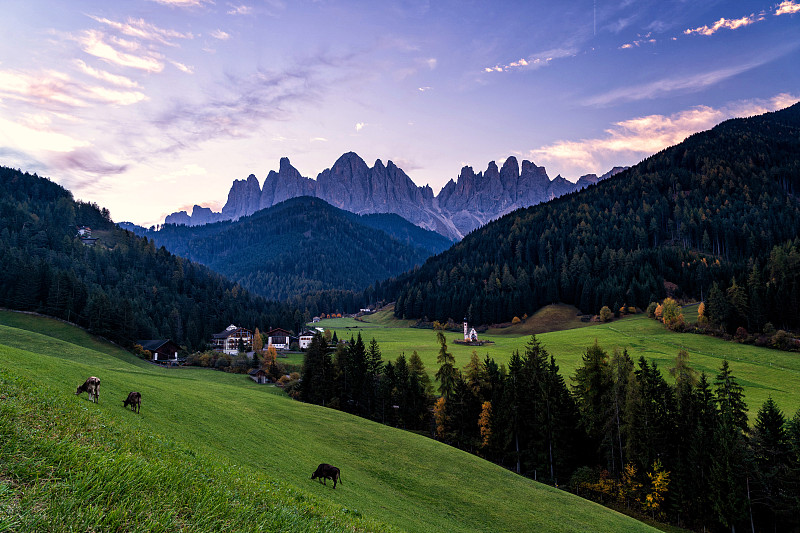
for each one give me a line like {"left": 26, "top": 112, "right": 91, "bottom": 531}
{"left": 511, "top": 316, "right": 521, "bottom": 324}
{"left": 599, "top": 306, "right": 613, "bottom": 323}
{"left": 646, "top": 302, "right": 657, "bottom": 318}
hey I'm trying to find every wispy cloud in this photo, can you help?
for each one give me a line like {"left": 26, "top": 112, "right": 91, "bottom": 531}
{"left": 210, "top": 29, "right": 230, "bottom": 40}
{"left": 483, "top": 48, "right": 575, "bottom": 73}
{"left": 418, "top": 86, "right": 431, "bottom": 92}
{"left": 355, "top": 122, "right": 366, "bottom": 132}
{"left": 585, "top": 55, "right": 779, "bottom": 106}
{"left": 0, "top": 115, "right": 89, "bottom": 153}
{"left": 0, "top": 68, "right": 145, "bottom": 108}
{"left": 684, "top": 13, "right": 763, "bottom": 36}
{"left": 74, "top": 60, "right": 140, "bottom": 88}
{"left": 619, "top": 33, "right": 656, "bottom": 49}
{"left": 227, "top": 3, "right": 253, "bottom": 15}
{"left": 147, "top": 0, "right": 212, "bottom": 7}
{"left": 530, "top": 93, "right": 800, "bottom": 179}
{"left": 78, "top": 30, "right": 164, "bottom": 72}
{"left": 309, "top": 137, "right": 327, "bottom": 142}
{"left": 88, "top": 15, "right": 194, "bottom": 45}
{"left": 170, "top": 60, "right": 194, "bottom": 74}
{"left": 776, "top": 1, "right": 800, "bottom": 15}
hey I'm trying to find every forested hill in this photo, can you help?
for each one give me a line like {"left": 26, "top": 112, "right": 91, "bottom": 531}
{"left": 0, "top": 166, "right": 298, "bottom": 350}
{"left": 129, "top": 196, "right": 453, "bottom": 303}
{"left": 393, "top": 103, "right": 800, "bottom": 331}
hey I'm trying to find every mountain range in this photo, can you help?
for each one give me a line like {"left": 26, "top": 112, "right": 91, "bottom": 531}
{"left": 126, "top": 196, "right": 453, "bottom": 304}
{"left": 165, "top": 153, "right": 626, "bottom": 240}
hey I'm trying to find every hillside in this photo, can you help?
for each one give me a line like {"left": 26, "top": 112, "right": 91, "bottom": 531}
{"left": 391, "top": 103, "right": 800, "bottom": 331}
{"left": 0, "top": 166, "right": 295, "bottom": 351}
{"left": 0, "top": 311, "right": 657, "bottom": 533}
{"left": 129, "top": 196, "right": 453, "bottom": 303}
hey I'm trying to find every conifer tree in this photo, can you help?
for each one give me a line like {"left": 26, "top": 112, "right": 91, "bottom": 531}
{"left": 434, "top": 331, "right": 458, "bottom": 399}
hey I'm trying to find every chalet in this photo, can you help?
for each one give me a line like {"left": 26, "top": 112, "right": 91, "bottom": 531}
{"left": 312, "top": 317, "right": 321, "bottom": 323}
{"left": 76, "top": 226, "right": 98, "bottom": 246}
{"left": 137, "top": 339, "right": 181, "bottom": 362}
{"left": 298, "top": 329, "right": 317, "bottom": 350}
{"left": 212, "top": 324, "right": 253, "bottom": 355}
{"left": 248, "top": 368, "right": 270, "bottom": 384}
{"left": 267, "top": 328, "right": 292, "bottom": 351}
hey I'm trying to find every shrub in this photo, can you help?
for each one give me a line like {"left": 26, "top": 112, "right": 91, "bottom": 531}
{"left": 646, "top": 302, "right": 657, "bottom": 318}
{"left": 599, "top": 306, "right": 613, "bottom": 323}
{"left": 511, "top": 316, "right": 521, "bottom": 324}
{"left": 763, "top": 322, "right": 776, "bottom": 336}
{"left": 735, "top": 327, "right": 749, "bottom": 341}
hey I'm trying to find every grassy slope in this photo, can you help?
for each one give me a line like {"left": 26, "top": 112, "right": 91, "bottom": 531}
{"left": 320, "top": 307, "right": 800, "bottom": 417}
{"left": 0, "top": 311, "right": 655, "bottom": 533}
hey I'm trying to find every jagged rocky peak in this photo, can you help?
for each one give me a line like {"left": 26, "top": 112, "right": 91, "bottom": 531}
{"left": 163, "top": 151, "right": 625, "bottom": 241}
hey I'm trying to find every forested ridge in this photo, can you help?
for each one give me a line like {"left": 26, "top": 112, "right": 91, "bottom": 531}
{"left": 391, "top": 103, "right": 800, "bottom": 332}
{"left": 0, "top": 166, "right": 298, "bottom": 350}
{"left": 130, "top": 196, "right": 452, "bottom": 304}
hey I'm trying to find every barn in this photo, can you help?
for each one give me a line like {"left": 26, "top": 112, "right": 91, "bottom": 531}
{"left": 137, "top": 339, "right": 181, "bottom": 362}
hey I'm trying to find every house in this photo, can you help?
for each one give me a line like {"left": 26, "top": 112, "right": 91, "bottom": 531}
{"left": 137, "top": 339, "right": 181, "bottom": 362}
{"left": 312, "top": 317, "right": 321, "bottom": 323}
{"left": 212, "top": 324, "right": 253, "bottom": 355}
{"left": 76, "top": 226, "right": 98, "bottom": 246}
{"left": 298, "top": 329, "right": 317, "bottom": 350}
{"left": 267, "top": 328, "right": 292, "bottom": 350}
{"left": 248, "top": 368, "right": 270, "bottom": 384}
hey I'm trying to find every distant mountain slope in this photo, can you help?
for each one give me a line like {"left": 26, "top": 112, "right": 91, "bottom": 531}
{"left": 165, "top": 153, "right": 625, "bottom": 240}
{"left": 0, "top": 166, "right": 296, "bottom": 350}
{"left": 391, "top": 103, "right": 800, "bottom": 330}
{"left": 134, "top": 196, "right": 452, "bottom": 302}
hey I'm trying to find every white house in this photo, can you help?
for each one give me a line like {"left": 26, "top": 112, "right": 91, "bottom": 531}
{"left": 267, "top": 328, "right": 292, "bottom": 350}
{"left": 298, "top": 330, "right": 317, "bottom": 350}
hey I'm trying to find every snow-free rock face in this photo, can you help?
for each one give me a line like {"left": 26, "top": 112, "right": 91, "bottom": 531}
{"left": 165, "top": 153, "right": 627, "bottom": 239}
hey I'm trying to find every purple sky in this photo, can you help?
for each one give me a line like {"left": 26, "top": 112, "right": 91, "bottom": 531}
{"left": 1, "top": 0, "right": 798, "bottom": 226}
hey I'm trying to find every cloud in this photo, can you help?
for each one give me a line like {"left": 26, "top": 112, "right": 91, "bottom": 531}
{"left": 309, "top": 137, "right": 327, "bottom": 142}
{"left": 147, "top": 0, "right": 212, "bottom": 7}
{"left": 227, "top": 4, "right": 253, "bottom": 15}
{"left": 619, "top": 33, "right": 656, "bottom": 49}
{"left": 52, "top": 147, "right": 129, "bottom": 176}
{"left": 211, "top": 29, "right": 230, "bottom": 40}
{"left": 585, "top": 56, "right": 778, "bottom": 106}
{"left": 171, "top": 60, "right": 194, "bottom": 74}
{"left": 684, "top": 13, "right": 763, "bottom": 36}
{"left": 776, "top": 1, "right": 800, "bottom": 15}
{"left": 529, "top": 93, "right": 800, "bottom": 179}
{"left": 426, "top": 58, "right": 437, "bottom": 70}
{"left": 74, "top": 60, "right": 139, "bottom": 88}
{"left": 88, "top": 15, "right": 194, "bottom": 46}
{"left": 0, "top": 115, "right": 89, "bottom": 153}
{"left": 355, "top": 122, "right": 366, "bottom": 132}
{"left": 483, "top": 48, "right": 575, "bottom": 73}
{"left": 0, "top": 68, "right": 145, "bottom": 108}
{"left": 418, "top": 86, "right": 431, "bottom": 92}
{"left": 78, "top": 30, "right": 164, "bottom": 72}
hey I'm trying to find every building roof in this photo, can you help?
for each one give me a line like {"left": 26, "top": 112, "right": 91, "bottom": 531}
{"left": 267, "top": 328, "right": 292, "bottom": 336}
{"left": 137, "top": 339, "right": 171, "bottom": 351}
{"left": 248, "top": 368, "right": 268, "bottom": 376}
{"left": 299, "top": 330, "right": 317, "bottom": 337}
{"left": 212, "top": 325, "right": 251, "bottom": 339}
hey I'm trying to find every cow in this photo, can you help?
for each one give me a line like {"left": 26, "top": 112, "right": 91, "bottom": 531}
{"left": 75, "top": 376, "right": 100, "bottom": 403}
{"left": 311, "top": 463, "right": 341, "bottom": 489}
{"left": 123, "top": 391, "right": 141, "bottom": 413}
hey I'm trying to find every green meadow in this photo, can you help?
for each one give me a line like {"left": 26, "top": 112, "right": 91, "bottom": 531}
{"left": 321, "top": 305, "right": 800, "bottom": 417}
{"left": 0, "top": 310, "right": 657, "bottom": 533}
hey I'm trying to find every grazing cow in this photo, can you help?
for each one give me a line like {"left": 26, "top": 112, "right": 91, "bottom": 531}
{"left": 311, "top": 463, "right": 341, "bottom": 489}
{"left": 123, "top": 391, "right": 141, "bottom": 413}
{"left": 75, "top": 376, "right": 100, "bottom": 403}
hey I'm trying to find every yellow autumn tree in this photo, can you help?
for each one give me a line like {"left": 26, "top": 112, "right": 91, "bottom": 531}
{"left": 433, "top": 397, "right": 447, "bottom": 440}
{"left": 618, "top": 462, "right": 642, "bottom": 509}
{"left": 253, "top": 328, "right": 263, "bottom": 353}
{"left": 262, "top": 345, "right": 278, "bottom": 369}
{"left": 660, "top": 297, "right": 684, "bottom": 330}
{"left": 643, "top": 459, "right": 670, "bottom": 519}
{"left": 478, "top": 401, "right": 492, "bottom": 450}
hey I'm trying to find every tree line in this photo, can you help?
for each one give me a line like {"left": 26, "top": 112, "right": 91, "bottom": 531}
{"left": 0, "top": 166, "right": 297, "bottom": 351}
{"left": 385, "top": 103, "right": 800, "bottom": 329}
{"left": 299, "top": 330, "right": 800, "bottom": 531}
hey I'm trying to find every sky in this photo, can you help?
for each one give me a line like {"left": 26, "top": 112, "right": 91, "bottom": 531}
{"left": 1, "top": 0, "right": 798, "bottom": 226}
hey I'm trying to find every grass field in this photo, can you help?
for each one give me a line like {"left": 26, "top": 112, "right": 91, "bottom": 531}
{"left": 0, "top": 310, "right": 657, "bottom": 533}
{"left": 319, "top": 305, "right": 800, "bottom": 417}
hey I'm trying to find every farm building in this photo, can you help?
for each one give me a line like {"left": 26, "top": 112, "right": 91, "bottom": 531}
{"left": 212, "top": 325, "right": 253, "bottom": 355}
{"left": 137, "top": 339, "right": 181, "bottom": 362}
{"left": 248, "top": 368, "right": 270, "bottom": 384}
{"left": 267, "top": 328, "right": 292, "bottom": 350}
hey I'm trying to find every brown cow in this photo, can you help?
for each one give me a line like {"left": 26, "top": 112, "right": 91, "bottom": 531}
{"left": 75, "top": 376, "right": 100, "bottom": 403}
{"left": 123, "top": 391, "right": 141, "bottom": 413}
{"left": 311, "top": 463, "right": 341, "bottom": 489}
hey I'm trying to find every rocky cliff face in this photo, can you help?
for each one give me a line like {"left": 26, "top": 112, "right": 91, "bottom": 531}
{"left": 166, "top": 152, "right": 626, "bottom": 240}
